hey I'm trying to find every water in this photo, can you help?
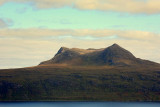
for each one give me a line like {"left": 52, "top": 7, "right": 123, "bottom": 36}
{"left": 0, "top": 102, "right": 160, "bottom": 107}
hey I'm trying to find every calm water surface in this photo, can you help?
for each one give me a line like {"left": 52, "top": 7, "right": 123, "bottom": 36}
{"left": 0, "top": 102, "right": 160, "bottom": 107}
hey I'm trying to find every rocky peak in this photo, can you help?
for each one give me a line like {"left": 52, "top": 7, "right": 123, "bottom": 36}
{"left": 56, "top": 47, "right": 69, "bottom": 55}
{"left": 39, "top": 43, "right": 158, "bottom": 66}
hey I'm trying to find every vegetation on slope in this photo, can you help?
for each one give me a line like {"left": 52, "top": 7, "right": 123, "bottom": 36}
{"left": 0, "top": 65, "right": 160, "bottom": 101}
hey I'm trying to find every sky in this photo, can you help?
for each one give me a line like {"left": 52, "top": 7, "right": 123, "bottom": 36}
{"left": 0, "top": 0, "right": 160, "bottom": 69}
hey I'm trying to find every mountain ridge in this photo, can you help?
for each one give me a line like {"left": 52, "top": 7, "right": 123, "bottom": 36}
{"left": 40, "top": 43, "right": 159, "bottom": 66}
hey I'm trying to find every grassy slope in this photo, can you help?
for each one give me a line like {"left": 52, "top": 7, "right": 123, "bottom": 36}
{"left": 0, "top": 65, "right": 160, "bottom": 101}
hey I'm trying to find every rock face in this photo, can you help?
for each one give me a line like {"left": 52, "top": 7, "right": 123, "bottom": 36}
{"left": 40, "top": 44, "right": 158, "bottom": 66}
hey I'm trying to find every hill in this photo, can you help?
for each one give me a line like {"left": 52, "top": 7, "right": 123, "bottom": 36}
{"left": 0, "top": 44, "right": 160, "bottom": 101}
{"left": 40, "top": 44, "right": 158, "bottom": 66}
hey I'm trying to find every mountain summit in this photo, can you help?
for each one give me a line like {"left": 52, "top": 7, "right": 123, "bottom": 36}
{"left": 40, "top": 44, "right": 158, "bottom": 66}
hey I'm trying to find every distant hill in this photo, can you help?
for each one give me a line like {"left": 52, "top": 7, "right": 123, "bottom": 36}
{"left": 40, "top": 43, "right": 158, "bottom": 66}
{"left": 0, "top": 44, "right": 160, "bottom": 101}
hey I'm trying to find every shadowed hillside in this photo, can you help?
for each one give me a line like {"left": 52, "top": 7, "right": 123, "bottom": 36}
{"left": 0, "top": 44, "right": 160, "bottom": 101}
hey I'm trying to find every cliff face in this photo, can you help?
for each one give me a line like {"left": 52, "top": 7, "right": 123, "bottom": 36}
{"left": 40, "top": 44, "right": 158, "bottom": 66}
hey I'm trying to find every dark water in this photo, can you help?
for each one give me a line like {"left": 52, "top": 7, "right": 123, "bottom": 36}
{"left": 0, "top": 102, "right": 160, "bottom": 107}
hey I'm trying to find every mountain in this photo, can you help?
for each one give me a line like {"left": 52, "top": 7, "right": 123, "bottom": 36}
{"left": 40, "top": 43, "right": 158, "bottom": 66}
{"left": 0, "top": 43, "right": 160, "bottom": 101}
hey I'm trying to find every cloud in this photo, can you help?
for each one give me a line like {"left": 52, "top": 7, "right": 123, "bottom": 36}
{"left": 0, "top": 0, "right": 8, "bottom": 5}
{"left": 1, "top": 0, "right": 160, "bottom": 14}
{"left": 0, "top": 28, "right": 159, "bottom": 41}
{"left": 0, "top": 19, "right": 8, "bottom": 28}
{"left": 0, "top": 28, "right": 160, "bottom": 69}
{"left": 74, "top": 0, "right": 160, "bottom": 14}
{"left": 0, "top": 18, "right": 13, "bottom": 28}
{"left": 0, "top": 33, "right": 160, "bottom": 69}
